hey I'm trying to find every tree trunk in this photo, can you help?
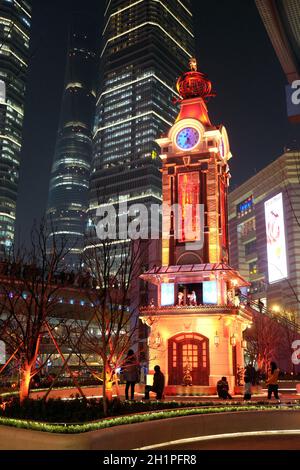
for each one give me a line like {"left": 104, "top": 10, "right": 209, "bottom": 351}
{"left": 102, "top": 364, "right": 108, "bottom": 417}
{"left": 114, "top": 375, "right": 120, "bottom": 397}
{"left": 19, "top": 364, "right": 31, "bottom": 404}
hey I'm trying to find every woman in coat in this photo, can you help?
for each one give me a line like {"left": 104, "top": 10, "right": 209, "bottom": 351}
{"left": 266, "top": 361, "right": 280, "bottom": 402}
{"left": 122, "top": 350, "right": 140, "bottom": 400}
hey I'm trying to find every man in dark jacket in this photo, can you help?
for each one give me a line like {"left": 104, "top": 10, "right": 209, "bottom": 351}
{"left": 144, "top": 365, "right": 165, "bottom": 400}
{"left": 217, "top": 376, "right": 232, "bottom": 399}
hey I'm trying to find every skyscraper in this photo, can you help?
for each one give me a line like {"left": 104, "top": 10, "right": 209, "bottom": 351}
{"left": 47, "top": 19, "right": 97, "bottom": 267}
{"left": 256, "top": 0, "right": 300, "bottom": 83}
{"left": 256, "top": 0, "right": 300, "bottom": 122}
{"left": 0, "top": 0, "right": 31, "bottom": 254}
{"left": 88, "top": 0, "right": 195, "bottom": 247}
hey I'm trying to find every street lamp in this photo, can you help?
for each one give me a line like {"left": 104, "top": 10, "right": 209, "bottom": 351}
{"left": 214, "top": 332, "right": 220, "bottom": 347}
{"left": 272, "top": 305, "right": 280, "bottom": 313}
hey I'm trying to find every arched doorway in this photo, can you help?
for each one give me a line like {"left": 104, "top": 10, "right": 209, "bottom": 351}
{"left": 168, "top": 333, "right": 210, "bottom": 386}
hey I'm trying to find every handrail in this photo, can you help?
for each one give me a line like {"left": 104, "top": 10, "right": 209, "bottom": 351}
{"left": 240, "top": 294, "right": 300, "bottom": 334}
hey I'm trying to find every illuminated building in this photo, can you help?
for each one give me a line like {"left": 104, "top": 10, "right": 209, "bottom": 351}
{"left": 229, "top": 150, "right": 300, "bottom": 315}
{"left": 47, "top": 20, "right": 96, "bottom": 267}
{"left": 88, "top": 0, "right": 195, "bottom": 247}
{"left": 140, "top": 60, "right": 251, "bottom": 394}
{"left": 256, "top": 0, "right": 300, "bottom": 122}
{"left": 0, "top": 0, "right": 31, "bottom": 254}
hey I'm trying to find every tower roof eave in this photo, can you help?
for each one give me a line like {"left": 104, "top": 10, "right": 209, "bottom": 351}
{"left": 140, "top": 263, "right": 250, "bottom": 287}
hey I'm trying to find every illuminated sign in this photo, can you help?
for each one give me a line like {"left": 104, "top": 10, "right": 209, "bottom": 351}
{"left": 178, "top": 172, "right": 200, "bottom": 242}
{"left": 265, "top": 193, "right": 288, "bottom": 284}
{"left": 203, "top": 281, "right": 218, "bottom": 305}
{"left": 161, "top": 283, "right": 175, "bottom": 306}
{"left": 286, "top": 81, "right": 300, "bottom": 124}
{"left": 237, "top": 196, "right": 253, "bottom": 218}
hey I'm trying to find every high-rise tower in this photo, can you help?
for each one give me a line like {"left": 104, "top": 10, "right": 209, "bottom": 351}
{"left": 47, "top": 19, "right": 97, "bottom": 267}
{"left": 0, "top": 0, "right": 31, "bottom": 253}
{"left": 140, "top": 60, "right": 251, "bottom": 394}
{"left": 88, "top": 0, "right": 195, "bottom": 246}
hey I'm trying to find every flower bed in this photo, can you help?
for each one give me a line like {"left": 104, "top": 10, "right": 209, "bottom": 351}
{"left": 0, "top": 396, "right": 299, "bottom": 434}
{"left": 0, "top": 404, "right": 294, "bottom": 435}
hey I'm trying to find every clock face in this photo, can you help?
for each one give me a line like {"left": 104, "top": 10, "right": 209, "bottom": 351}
{"left": 176, "top": 127, "right": 200, "bottom": 150}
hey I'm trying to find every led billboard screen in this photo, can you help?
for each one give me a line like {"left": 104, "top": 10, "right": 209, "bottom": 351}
{"left": 265, "top": 193, "right": 288, "bottom": 284}
{"left": 178, "top": 172, "right": 200, "bottom": 242}
{"left": 161, "top": 283, "right": 175, "bottom": 307}
{"left": 286, "top": 82, "right": 300, "bottom": 124}
{"left": 203, "top": 281, "right": 218, "bottom": 305}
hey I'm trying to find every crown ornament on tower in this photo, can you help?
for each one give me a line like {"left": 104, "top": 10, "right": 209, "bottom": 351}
{"left": 175, "top": 57, "right": 216, "bottom": 102}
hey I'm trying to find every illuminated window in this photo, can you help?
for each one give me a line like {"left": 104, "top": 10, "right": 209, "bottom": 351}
{"left": 249, "top": 261, "right": 257, "bottom": 276}
{"left": 237, "top": 196, "right": 254, "bottom": 218}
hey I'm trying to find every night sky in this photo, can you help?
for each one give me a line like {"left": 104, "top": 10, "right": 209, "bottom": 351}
{"left": 15, "top": 0, "right": 299, "bottom": 245}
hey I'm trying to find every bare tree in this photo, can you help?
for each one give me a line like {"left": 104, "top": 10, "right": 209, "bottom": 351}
{"left": 245, "top": 312, "right": 286, "bottom": 374}
{"left": 0, "top": 222, "right": 71, "bottom": 403}
{"left": 68, "top": 238, "right": 143, "bottom": 416}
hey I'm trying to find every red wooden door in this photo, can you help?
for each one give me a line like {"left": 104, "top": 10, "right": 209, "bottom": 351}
{"left": 168, "top": 333, "right": 209, "bottom": 386}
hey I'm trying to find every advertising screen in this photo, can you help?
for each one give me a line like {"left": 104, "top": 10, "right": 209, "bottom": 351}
{"left": 286, "top": 82, "right": 300, "bottom": 124}
{"left": 178, "top": 172, "right": 200, "bottom": 242}
{"left": 265, "top": 193, "right": 288, "bottom": 284}
{"left": 203, "top": 281, "right": 218, "bottom": 305}
{"left": 161, "top": 283, "right": 175, "bottom": 307}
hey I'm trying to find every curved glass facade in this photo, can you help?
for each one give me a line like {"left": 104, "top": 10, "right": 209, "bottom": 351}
{"left": 47, "top": 23, "right": 96, "bottom": 268}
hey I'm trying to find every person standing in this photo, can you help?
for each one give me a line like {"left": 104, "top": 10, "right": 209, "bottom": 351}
{"left": 266, "top": 361, "right": 280, "bottom": 402}
{"left": 122, "top": 350, "right": 140, "bottom": 401}
{"left": 243, "top": 374, "right": 252, "bottom": 400}
{"left": 258, "top": 299, "right": 264, "bottom": 313}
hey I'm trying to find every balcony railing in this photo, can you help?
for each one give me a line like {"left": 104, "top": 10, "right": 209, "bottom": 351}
{"left": 139, "top": 304, "right": 240, "bottom": 315}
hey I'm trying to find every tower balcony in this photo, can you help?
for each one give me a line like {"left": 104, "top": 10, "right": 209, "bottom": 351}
{"left": 140, "top": 303, "right": 240, "bottom": 318}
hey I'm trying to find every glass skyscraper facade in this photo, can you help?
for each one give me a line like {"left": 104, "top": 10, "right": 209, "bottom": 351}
{"left": 88, "top": 0, "right": 195, "bottom": 247}
{"left": 0, "top": 0, "right": 31, "bottom": 254}
{"left": 47, "top": 21, "right": 97, "bottom": 267}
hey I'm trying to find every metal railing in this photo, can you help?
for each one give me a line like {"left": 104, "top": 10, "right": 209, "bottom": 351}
{"left": 240, "top": 295, "right": 300, "bottom": 334}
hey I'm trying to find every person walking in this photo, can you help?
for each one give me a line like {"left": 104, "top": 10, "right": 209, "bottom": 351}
{"left": 243, "top": 374, "right": 252, "bottom": 400}
{"left": 122, "top": 350, "right": 140, "bottom": 401}
{"left": 266, "top": 361, "right": 280, "bottom": 402}
{"left": 258, "top": 299, "right": 264, "bottom": 313}
{"left": 245, "top": 363, "right": 256, "bottom": 386}
{"left": 144, "top": 365, "right": 165, "bottom": 400}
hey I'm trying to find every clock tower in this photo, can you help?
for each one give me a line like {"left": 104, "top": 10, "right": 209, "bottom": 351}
{"left": 140, "top": 60, "right": 252, "bottom": 395}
